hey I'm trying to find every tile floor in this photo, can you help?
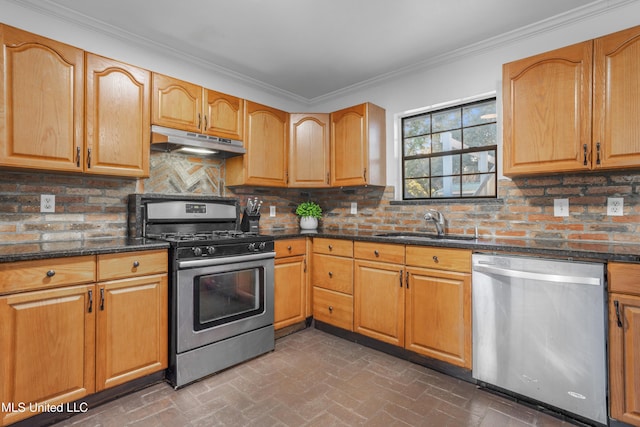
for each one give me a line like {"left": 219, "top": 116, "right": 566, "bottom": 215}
{"left": 54, "top": 328, "right": 575, "bottom": 427}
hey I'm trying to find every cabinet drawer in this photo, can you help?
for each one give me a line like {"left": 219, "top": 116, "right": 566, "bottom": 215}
{"left": 405, "top": 246, "right": 471, "bottom": 272}
{"left": 275, "top": 238, "right": 306, "bottom": 258}
{"left": 312, "top": 238, "right": 353, "bottom": 257}
{"left": 97, "top": 250, "right": 167, "bottom": 281}
{"left": 354, "top": 241, "right": 405, "bottom": 264}
{"left": 313, "top": 286, "right": 353, "bottom": 331}
{"left": 312, "top": 253, "right": 353, "bottom": 294}
{"left": 0, "top": 256, "right": 96, "bottom": 294}
{"left": 609, "top": 262, "right": 640, "bottom": 295}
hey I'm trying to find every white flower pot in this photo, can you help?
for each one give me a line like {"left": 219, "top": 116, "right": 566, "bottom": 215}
{"left": 299, "top": 216, "right": 318, "bottom": 230}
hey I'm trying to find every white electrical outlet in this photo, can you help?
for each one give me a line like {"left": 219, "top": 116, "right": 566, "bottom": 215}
{"left": 607, "top": 197, "right": 624, "bottom": 216}
{"left": 553, "top": 199, "right": 569, "bottom": 217}
{"left": 40, "top": 194, "right": 55, "bottom": 213}
{"left": 350, "top": 202, "right": 358, "bottom": 215}
{"left": 269, "top": 205, "right": 276, "bottom": 217}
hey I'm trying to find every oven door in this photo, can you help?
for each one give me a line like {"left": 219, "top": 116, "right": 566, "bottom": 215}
{"left": 176, "top": 252, "right": 274, "bottom": 354}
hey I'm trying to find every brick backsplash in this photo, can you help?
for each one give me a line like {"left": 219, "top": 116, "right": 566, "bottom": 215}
{"left": 2, "top": 153, "right": 640, "bottom": 243}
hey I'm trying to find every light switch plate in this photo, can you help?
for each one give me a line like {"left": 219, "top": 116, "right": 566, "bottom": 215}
{"left": 350, "top": 202, "right": 358, "bottom": 215}
{"left": 40, "top": 194, "right": 55, "bottom": 213}
{"left": 553, "top": 199, "right": 569, "bottom": 217}
{"left": 269, "top": 205, "right": 276, "bottom": 217}
{"left": 607, "top": 197, "right": 624, "bottom": 216}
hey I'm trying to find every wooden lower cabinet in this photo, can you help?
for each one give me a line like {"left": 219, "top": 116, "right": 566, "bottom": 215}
{"left": 405, "top": 267, "right": 471, "bottom": 368}
{"left": 313, "top": 287, "right": 353, "bottom": 331}
{"left": 0, "top": 285, "right": 95, "bottom": 426}
{"left": 274, "top": 239, "right": 308, "bottom": 330}
{"left": 354, "top": 259, "right": 405, "bottom": 346}
{"left": 96, "top": 274, "right": 168, "bottom": 391}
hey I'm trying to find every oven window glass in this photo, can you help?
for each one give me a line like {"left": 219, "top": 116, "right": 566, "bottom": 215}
{"left": 193, "top": 267, "right": 264, "bottom": 330}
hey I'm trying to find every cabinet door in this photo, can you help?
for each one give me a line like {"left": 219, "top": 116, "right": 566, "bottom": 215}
{"left": 331, "top": 104, "right": 367, "bottom": 186}
{"left": 0, "top": 24, "right": 84, "bottom": 172}
{"left": 85, "top": 53, "right": 150, "bottom": 177}
{"left": 274, "top": 254, "right": 307, "bottom": 330}
{"left": 152, "top": 73, "right": 202, "bottom": 132}
{"left": 0, "top": 285, "right": 95, "bottom": 426}
{"left": 502, "top": 41, "right": 593, "bottom": 175}
{"left": 289, "top": 113, "right": 330, "bottom": 188}
{"left": 405, "top": 267, "right": 471, "bottom": 368}
{"left": 594, "top": 25, "right": 640, "bottom": 170}
{"left": 354, "top": 260, "right": 404, "bottom": 346}
{"left": 95, "top": 274, "right": 168, "bottom": 391}
{"left": 609, "top": 293, "right": 640, "bottom": 426}
{"left": 204, "top": 89, "right": 244, "bottom": 141}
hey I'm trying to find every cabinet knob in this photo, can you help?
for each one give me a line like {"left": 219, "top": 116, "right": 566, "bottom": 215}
{"left": 432, "top": 256, "right": 439, "bottom": 263}
{"left": 46, "top": 270, "right": 56, "bottom": 277}
{"left": 328, "top": 306, "right": 333, "bottom": 313}
{"left": 287, "top": 245, "right": 292, "bottom": 251}
{"left": 374, "top": 250, "right": 379, "bottom": 257}
{"left": 133, "top": 261, "right": 140, "bottom": 268}
{"left": 328, "top": 244, "right": 333, "bottom": 251}
{"left": 328, "top": 271, "right": 333, "bottom": 278}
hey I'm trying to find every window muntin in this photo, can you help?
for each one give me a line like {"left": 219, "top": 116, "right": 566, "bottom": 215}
{"left": 402, "top": 98, "right": 497, "bottom": 200}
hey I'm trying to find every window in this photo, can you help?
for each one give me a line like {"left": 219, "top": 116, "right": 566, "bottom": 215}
{"left": 402, "top": 98, "right": 497, "bottom": 200}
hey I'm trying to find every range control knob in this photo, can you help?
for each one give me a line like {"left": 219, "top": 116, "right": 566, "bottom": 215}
{"left": 206, "top": 246, "right": 216, "bottom": 255}
{"left": 248, "top": 242, "right": 256, "bottom": 251}
{"left": 258, "top": 242, "right": 266, "bottom": 250}
{"left": 192, "top": 247, "right": 203, "bottom": 257}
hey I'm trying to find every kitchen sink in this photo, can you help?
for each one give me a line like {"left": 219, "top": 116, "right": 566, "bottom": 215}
{"left": 374, "top": 232, "right": 477, "bottom": 242}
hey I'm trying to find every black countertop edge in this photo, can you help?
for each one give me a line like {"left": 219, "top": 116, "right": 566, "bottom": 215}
{"left": 267, "top": 229, "right": 640, "bottom": 263}
{"left": 0, "top": 238, "right": 170, "bottom": 263}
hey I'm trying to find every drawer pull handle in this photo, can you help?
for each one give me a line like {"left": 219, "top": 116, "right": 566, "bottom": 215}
{"left": 328, "top": 271, "right": 333, "bottom": 278}
{"left": 432, "top": 256, "right": 439, "bottom": 263}
{"left": 328, "top": 244, "right": 333, "bottom": 251}
{"left": 374, "top": 250, "right": 379, "bottom": 257}
{"left": 133, "top": 261, "right": 140, "bottom": 268}
{"left": 328, "top": 306, "right": 333, "bottom": 313}
{"left": 46, "top": 270, "right": 56, "bottom": 277}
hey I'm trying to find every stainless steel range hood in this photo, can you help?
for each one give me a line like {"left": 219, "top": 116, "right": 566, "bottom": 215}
{"left": 151, "top": 125, "right": 246, "bottom": 158}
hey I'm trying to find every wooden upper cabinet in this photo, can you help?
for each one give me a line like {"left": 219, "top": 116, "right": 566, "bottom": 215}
{"left": 502, "top": 40, "right": 593, "bottom": 176}
{"left": 330, "top": 102, "right": 386, "bottom": 186}
{"left": 152, "top": 73, "right": 202, "bottom": 133}
{"left": 594, "top": 25, "right": 640, "bottom": 170}
{"left": 289, "top": 113, "right": 330, "bottom": 187}
{"left": 204, "top": 89, "right": 244, "bottom": 140}
{"left": 0, "top": 24, "right": 84, "bottom": 172}
{"left": 226, "top": 100, "right": 288, "bottom": 186}
{"left": 85, "top": 53, "right": 150, "bottom": 177}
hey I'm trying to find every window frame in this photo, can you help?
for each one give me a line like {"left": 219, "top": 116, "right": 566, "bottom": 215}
{"left": 400, "top": 97, "right": 498, "bottom": 201}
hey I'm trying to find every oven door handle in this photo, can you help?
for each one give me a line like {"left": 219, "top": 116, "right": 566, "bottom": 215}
{"left": 177, "top": 251, "right": 275, "bottom": 269}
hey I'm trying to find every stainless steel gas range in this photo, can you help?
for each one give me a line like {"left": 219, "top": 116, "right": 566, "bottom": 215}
{"left": 129, "top": 194, "right": 275, "bottom": 388}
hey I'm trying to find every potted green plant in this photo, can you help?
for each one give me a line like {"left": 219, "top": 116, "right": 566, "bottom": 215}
{"left": 295, "top": 201, "right": 322, "bottom": 231}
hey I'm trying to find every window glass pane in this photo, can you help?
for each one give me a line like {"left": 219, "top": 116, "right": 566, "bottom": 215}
{"left": 463, "top": 174, "right": 496, "bottom": 197}
{"left": 431, "top": 176, "right": 461, "bottom": 198}
{"left": 432, "top": 109, "right": 461, "bottom": 133}
{"left": 463, "top": 100, "right": 496, "bottom": 126}
{"left": 404, "top": 178, "right": 431, "bottom": 198}
{"left": 432, "top": 130, "right": 462, "bottom": 153}
{"left": 462, "top": 123, "right": 496, "bottom": 148}
{"left": 431, "top": 155, "right": 460, "bottom": 176}
{"left": 404, "top": 158, "right": 430, "bottom": 178}
{"left": 403, "top": 135, "right": 431, "bottom": 156}
{"left": 462, "top": 150, "right": 496, "bottom": 174}
{"left": 403, "top": 115, "right": 430, "bottom": 137}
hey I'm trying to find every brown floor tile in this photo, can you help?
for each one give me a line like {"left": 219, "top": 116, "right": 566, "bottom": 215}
{"left": 52, "top": 328, "right": 579, "bottom": 427}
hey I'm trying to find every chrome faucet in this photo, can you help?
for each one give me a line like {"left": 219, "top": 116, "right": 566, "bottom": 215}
{"left": 424, "top": 209, "right": 445, "bottom": 236}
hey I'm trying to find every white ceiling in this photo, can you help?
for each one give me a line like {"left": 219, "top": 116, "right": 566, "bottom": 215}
{"left": 14, "top": 0, "right": 600, "bottom": 101}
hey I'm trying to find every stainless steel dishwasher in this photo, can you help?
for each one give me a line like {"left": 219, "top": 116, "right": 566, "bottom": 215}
{"left": 472, "top": 254, "right": 607, "bottom": 425}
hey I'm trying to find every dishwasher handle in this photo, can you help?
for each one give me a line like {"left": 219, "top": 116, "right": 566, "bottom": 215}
{"left": 473, "top": 262, "right": 601, "bottom": 286}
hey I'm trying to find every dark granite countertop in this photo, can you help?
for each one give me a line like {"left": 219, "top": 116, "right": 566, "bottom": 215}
{"left": 268, "top": 229, "right": 640, "bottom": 263}
{"left": 0, "top": 238, "right": 170, "bottom": 263}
